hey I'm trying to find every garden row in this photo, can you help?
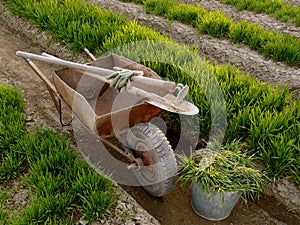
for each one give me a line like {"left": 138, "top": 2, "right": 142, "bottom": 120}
{"left": 221, "top": 0, "right": 300, "bottom": 27}
{"left": 121, "top": 0, "right": 300, "bottom": 66}
{"left": 2, "top": 0, "right": 299, "bottom": 185}
{"left": 0, "top": 85, "right": 117, "bottom": 224}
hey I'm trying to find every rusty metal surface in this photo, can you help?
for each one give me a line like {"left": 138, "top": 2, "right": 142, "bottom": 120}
{"left": 98, "top": 135, "right": 136, "bottom": 163}
{"left": 24, "top": 58, "right": 60, "bottom": 111}
{"left": 53, "top": 54, "right": 165, "bottom": 136}
{"left": 95, "top": 104, "right": 163, "bottom": 136}
{"left": 24, "top": 52, "right": 177, "bottom": 164}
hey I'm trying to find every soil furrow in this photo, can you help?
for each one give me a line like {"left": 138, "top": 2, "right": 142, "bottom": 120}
{"left": 284, "top": 0, "right": 300, "bottom": 7}
{"left": 90, "top": 0, "right": 300, "bottom": 90}
{"left": 180, "top": 0, "right": 300, "bottom": 38}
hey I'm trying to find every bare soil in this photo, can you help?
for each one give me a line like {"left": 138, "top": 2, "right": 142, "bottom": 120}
{"left": 0, "top": 1, "right": 299, "bottom": 225}
{"left": 284, "top": 0, "right": 300, "bottom": 7}
{"left": 122, "top": 184, "right": 299, "bottom": 225}
{"left": 90, "top": 0, "right": 300, "bottom": 91}
{"left": 180, "top": 0, "right": 300, "bottom": 38}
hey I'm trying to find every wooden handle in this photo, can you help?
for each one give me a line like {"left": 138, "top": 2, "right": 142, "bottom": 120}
{"left": 16, "top": 51, "right": 177, "bottom": 91}
{"left": 132, "top": 76, "right": 176, "bottom": 91}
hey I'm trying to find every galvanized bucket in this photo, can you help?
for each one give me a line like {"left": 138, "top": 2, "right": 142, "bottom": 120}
{"left": 191, "top": 182, "right": 242, "bottom": 221}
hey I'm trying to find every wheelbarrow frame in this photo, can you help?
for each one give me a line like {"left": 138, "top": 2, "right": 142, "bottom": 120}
{"left": 20, "top": 50, "right": 183, "bottom": 197}
{"left": 22, "top": 51, "right": 170, "bottom": 165}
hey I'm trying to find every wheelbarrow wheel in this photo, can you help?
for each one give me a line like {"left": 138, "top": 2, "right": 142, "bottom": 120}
{"left": 126, "top": 123, "right": 177, "bottom": 197}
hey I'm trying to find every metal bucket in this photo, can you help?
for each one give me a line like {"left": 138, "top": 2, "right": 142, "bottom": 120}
{"left": 191, "top": 182, "right": 242, "bottom": 221}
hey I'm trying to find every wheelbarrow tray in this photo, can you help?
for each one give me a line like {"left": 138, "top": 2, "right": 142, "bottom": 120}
{"left": 17, "top": 51, "right": 181, "bottom": 197}
{"left": 53, "top": 53, "right": 167, "bottom": 136}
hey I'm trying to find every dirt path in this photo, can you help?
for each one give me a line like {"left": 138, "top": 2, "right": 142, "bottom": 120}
{"left": 90, "top": 0, "right": 300, "bottom": 90}
{"left": 0, "top": 27, "right": 62, "bottom": 130}
{"left": 180, "top": 0, "right": 300, "bottom": 38}
{"left": 0, "top": 2, "right": 299, "bottom": 225}
{"left": 121, "top": 184, "right": 299, "bottom": 225}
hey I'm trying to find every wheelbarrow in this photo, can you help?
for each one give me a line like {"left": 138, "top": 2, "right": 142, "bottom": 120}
{"left": 16, "top": 49, "right": 198, "bottom": 197}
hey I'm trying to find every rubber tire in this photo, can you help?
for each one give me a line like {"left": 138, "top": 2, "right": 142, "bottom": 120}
{"left": 126, "top": 123, "right": 178, "bottom": 197}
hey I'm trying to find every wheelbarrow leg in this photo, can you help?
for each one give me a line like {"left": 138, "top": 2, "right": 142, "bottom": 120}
{"left": 24, "top": 58, "right": 60, "bottom": 109}
{"left": 23, "top": 58, "right": 72, "bottom": 126}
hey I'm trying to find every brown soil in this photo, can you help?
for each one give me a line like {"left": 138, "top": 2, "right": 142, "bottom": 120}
{"left": 0, "top": 1, "right": 299, "bottom": 225}
{"left": 90, "top": 0, "right": 300, "bottom": 91}
{"left": 284, "top": 0, "right": 300, "bottom": 7}
{"left": 122, "top": 184, "right": 299, "bottom": 225}
{"left": 180, "top": 0, "right": 300, "bottom": 38}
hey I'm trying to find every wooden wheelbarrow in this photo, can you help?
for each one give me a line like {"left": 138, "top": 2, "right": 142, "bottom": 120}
{"left": 16, "top": 49, "right": 198, "bottom": 197}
